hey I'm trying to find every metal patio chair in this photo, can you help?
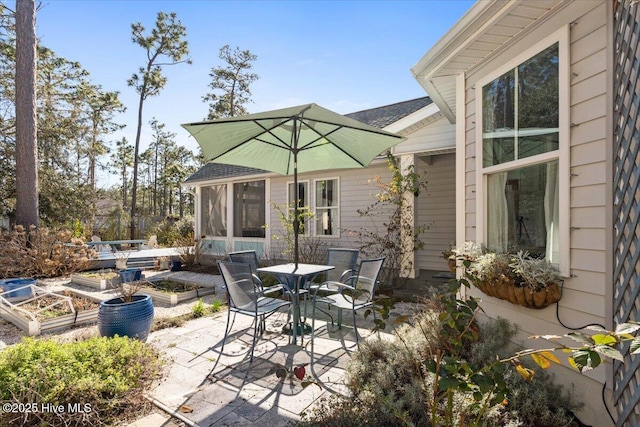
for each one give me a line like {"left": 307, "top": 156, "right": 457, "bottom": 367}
{"left": 229, "top": 250, "right": 308, "bottom": 309}
{"left": 304, "top": 248, "right": 359, "bottom": 320}
{"left": 228, "top": 250, "right": 286, "bottom": 297}
{"left": 311, "top": 256, "right": 385, "bottom": 345}
{"left": 217, "top": 260, "right": 291, "bottom": 362}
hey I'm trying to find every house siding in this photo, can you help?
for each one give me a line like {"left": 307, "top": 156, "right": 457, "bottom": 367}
{"left": 461, "top": 1, "right": 611, "bottom": 420}
{"left": 266, "top": 162, "right": 393, "bottom": 261}
{"left": 416, "top": 153, "right": 456, "bottom": 271}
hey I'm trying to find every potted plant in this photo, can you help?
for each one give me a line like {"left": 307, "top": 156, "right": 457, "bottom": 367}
{"left": 114, "top": 251, "right": 130, "bottom": 270}
{"left": 458, "top": 243, "right": 563, "bottom": 309}
{"left": 441, "top": 243, "right": 457, "bottom": 272}
{"left": 0, "top": 278, "right": 36, "bottom": 301}
{"left": 155, "top": 256, "right": 170, "bottom": 271}
{"left": 508, "top": 251, "right": 562, "bottom": 309}
{"left": 98, "top": 271, "right": 154, "bottom": 341}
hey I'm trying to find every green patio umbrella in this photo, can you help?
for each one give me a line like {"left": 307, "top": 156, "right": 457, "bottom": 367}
{"left": 182, "top": 103, "right": 406, "bottom": 267}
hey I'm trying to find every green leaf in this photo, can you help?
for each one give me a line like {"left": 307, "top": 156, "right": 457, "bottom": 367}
{"left": 594, "top": 345, "right": 624, "bottom": 362}
{"left": 567, "top": 332, "right": 593, "bottom": 345}
{"left": 424, "top": 359, "right": 437, "bottom": 373}
{"left": 438, "top": 377, "right": 459, "bottom": 391}
{"left": 572, "top": 350, "right": 601, "bottom": 372}
{"left": 615, "top": 323, "right": 640, "bottom": 336}
{"left": 275, "top": 367, "right": 287, "bottom": 379}
{"left": 631, "top": 337, "right": 640, "bottom": 355}
{"left": 591, "top": 334, "right": 618, "bottom": 346}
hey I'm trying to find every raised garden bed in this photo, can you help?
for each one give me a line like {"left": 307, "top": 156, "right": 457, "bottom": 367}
{"left": 0, "top": 286, "right": 101, "bottom": 336}
{"left": 139, "top": 278, "right": 216, "bottom": 306}
{"left": 70, "top": 270, "right": 122, "bottom": 290}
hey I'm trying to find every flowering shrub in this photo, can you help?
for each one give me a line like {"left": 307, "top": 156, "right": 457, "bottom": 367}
{"left": 0, "top": 226, "right": 95, "bottom": 278}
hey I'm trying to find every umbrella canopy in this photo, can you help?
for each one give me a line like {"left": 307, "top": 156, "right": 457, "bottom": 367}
{"left": 182, "top": 103, "right": 406, "bottom": 266}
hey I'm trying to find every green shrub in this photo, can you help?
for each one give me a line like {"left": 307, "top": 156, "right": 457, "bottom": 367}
{"left": 467, "top": 318, "right": 582, "bottom": 427}
{"left": 299, "top": 311, "right": 582, "bottom": 427}
{"left": 0, "top": 336, "right": 162, "bottom": 426}
{"left": 155, "top": 219, "right": 181, "bottom": 246}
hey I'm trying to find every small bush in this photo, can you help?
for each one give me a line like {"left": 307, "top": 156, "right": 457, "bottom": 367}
{"left": 192, "top": 298, "right": 205, "bottom": 318}
{"left": 210, "top": 299, "right": 223, "bottom": 313}
{"left": 0, "top": 226, "right": 94, "bottom": 278}
{"left": 0, "top": 336, "right": 162, "bottom": 426}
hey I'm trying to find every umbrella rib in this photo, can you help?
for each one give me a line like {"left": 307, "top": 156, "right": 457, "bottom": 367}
{"left": 301, "top": 116, "right": 406, "bottom": 138}
{"left": 296, "top": 120, "right": 368, "bottom": 167}
{"left": 207, "top": 118, "right": 292, "bottom": 161}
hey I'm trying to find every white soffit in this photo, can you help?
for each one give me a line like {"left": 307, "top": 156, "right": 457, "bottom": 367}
{"left": 384, "top": 102, "right": 441, "bottom": 134}
{"left": 411, "top": 0, "right": 566, "bottom": 123}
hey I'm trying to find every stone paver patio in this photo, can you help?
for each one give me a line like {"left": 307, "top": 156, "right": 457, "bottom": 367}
{"left": 141, "top": 301, "right": 418, "bottom": 426}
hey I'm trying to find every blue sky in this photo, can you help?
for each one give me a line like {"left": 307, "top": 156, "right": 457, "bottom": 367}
{"left": 33, "top": 0, "right": 474, "bottom": 180}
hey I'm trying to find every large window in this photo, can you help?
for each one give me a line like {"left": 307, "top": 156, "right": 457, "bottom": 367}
{"left": 233, "top": 180, "right": 265, "bottom": 238}
{"left": 315, "top": 179, "right": 339, "bottom": 236}
{"left": 482, "top": 43, "right": 559, "bottom": 167}
{"left": 477, "top": 29, "right": 568, "bottom": 273}
{"left": 201, "top": 184, "right": 226, "bottom": 236}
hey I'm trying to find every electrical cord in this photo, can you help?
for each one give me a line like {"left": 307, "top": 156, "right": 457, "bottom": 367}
{"left": 555, "top": 280, "right": 615, "bottom": 424}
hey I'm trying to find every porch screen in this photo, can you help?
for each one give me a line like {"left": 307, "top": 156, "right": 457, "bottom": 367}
{"left": 201, "top": 184, "right": 226, "bottom": 236}
{"left": 233, "top": 180, "right": 266, "bottom": 238}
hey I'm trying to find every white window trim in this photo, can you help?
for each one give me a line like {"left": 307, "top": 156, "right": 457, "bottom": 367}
{"left": 286, "top": 179, "right": 310, "bottom": 236}
{"left": 475, "top": 25, "right": 570, "bottom": 277}
{"left": 313, "top": 177, "right": 341, "bottom": 238}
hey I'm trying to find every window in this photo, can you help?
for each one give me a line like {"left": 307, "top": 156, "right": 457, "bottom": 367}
{"left": 288, "top": 181, "right": 309, "bottom": 234}
{"left": 482, "top": 43, "right": 559, "bottom": 167}
{"left": 486, "top": 162, "right": 559, "bottom": 262}
{"left": 233, "top": 180, "right": 265, "bottom": 238}
{"left": 477, "top": 28, "right": 568, "bottom": 274}
{"left": 314, "top": 179, "right": 339, "bottom": 236}
{"left": 201, "top": 184, "right": 226, "bottom": 236}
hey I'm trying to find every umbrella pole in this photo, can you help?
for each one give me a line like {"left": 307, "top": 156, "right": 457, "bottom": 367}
{"left": 293, "top": 119, "right": 299, "bottom": 268}
{"left": 293, "top": 168, "right": 299, "bottom": 268}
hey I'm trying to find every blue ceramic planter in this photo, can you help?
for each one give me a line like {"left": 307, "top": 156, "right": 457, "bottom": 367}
{"left": 119, "top": 268, "right": 142, "bottom": 283}
{"left": 98, "top": 294, "right": 154, "bottom": 341}
{"left": 0, "top": 278, "right": 36, "bottom": 300}
{"left": 170, "top": 260, "right": 182, "bottom": 271}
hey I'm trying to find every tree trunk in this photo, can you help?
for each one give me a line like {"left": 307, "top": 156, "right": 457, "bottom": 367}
{"left": 15, "top": 0, "right": 39, "bottom": 229}
{"left": 130, "top": 89, "right": 145, "bottom": 239}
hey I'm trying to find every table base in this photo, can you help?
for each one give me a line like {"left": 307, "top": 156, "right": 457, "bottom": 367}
{"left": 283, "top": 322, "right": 312, "bottom": 336}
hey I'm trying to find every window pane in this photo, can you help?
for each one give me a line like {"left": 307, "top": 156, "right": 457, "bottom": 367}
{"left": 315, "top": 179, "right": 339, "bottom": 236}
{"left": 201, "top": 184, "right": 226, "bottom": 236}
{"left": 482, "top": 43, "right": 559, "bottom": 167}
{"left": 316, "top": 208, "right": 338, "bottom": 236}
{"left": 483, "top": 70, "right": 515, "bottom": 167}
{"left": 288, "top": 182, "right": 309, "bottom": 235}
{"left": 233, "top": 181, "right": 265, "bottom": 238}
{"left": 316, "top": 179, "right": 337, "bottom": 207}
{"left": 486, "top": 161, "right": 559, "bottom": 263}
{"left": 288, "top": 182, "right": 308, "bottom": 207}
{"left": 518, "top": 43, "right": 559, "bottom": 159}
